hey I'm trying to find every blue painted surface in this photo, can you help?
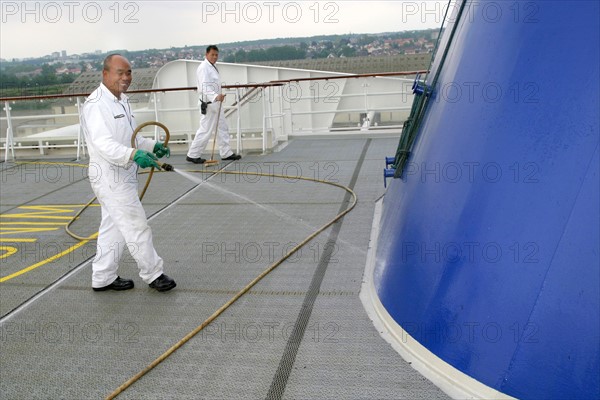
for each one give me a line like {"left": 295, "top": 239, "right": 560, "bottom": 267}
{"left": 374, "top": 1, "right": 599, "bottom": 398}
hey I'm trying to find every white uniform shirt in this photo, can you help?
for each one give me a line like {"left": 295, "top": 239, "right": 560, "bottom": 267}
{"left": 82, "top": 83, "right": 155, "bottom": 183}
{"left": 197, "top": 58, "right": 221, "bottom": 103}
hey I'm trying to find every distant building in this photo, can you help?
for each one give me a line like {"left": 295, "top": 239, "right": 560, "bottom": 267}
{"left": 55, "top": 67, "right": 81, "bottom": 75}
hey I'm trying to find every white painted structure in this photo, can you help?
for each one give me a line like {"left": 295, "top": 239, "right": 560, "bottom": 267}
{"left": 2, "top": 61, "right": 417, "bottom": 160}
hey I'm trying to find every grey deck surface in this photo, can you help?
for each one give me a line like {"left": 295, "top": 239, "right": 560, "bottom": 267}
{"left": 0, "top": 137, "right": 449, "bottom": 399}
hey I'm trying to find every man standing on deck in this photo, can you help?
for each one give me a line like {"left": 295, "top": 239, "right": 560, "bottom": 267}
{"left": 186, "top": 45, "right": 241, "bottom": 164}
{"left": 81, "top": 54, "right": 176, "bottom": 292}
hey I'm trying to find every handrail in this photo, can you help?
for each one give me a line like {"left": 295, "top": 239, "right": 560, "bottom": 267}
{"left": 270, "top": 70, "right": 427, "bottom": 83}
{"left": 0, "top": 70, "right": 425, "bottom": 103}
{"left": 224, "top": 86, "right": 260, "bottom": 119}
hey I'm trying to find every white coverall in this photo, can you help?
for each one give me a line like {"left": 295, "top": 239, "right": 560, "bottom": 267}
{"left": 82, "top": 83, "right": 164, "bottom": 288}
{"left": 187, "top": 59, "right": 234, "bottom": 159}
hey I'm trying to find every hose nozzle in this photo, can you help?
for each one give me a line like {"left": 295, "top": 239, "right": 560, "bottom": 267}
{"left": 157, "top": 162, "right": 174, "bottom": 171}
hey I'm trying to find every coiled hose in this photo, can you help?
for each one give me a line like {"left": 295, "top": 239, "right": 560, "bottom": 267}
{"left": 65, "top": 121, "right": 171, "bottom": 240}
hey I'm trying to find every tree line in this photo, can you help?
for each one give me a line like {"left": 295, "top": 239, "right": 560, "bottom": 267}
{"left": 0, "top": 64, "right": 76, "bottom": 98}
{"left": 224, "top": 45, "right": 307, "bottom": 63}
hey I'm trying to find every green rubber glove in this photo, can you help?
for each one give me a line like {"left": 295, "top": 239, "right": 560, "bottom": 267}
{"left": 153, "top": 142, "right": 170, "bottom": 158}
{"left": 133, "top": 149, "right": 160, "bottom": 169}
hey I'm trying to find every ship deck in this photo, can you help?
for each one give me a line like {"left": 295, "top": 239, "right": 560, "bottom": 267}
{"left": 0, "top": 136, "right": 449, "bottom": 399}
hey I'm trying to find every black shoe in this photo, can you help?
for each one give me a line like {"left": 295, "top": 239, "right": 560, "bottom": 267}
{"left": 93, "top": 276, "right": 134, "bottom": 292}
{"left": 222, "top": 153, "right": 241, "bottom": 161}
{"left": 149, "top": 274, "right": 176, "bottom": 292}
{"left": 186, "top": 156, "right": 206, "bottom": 164}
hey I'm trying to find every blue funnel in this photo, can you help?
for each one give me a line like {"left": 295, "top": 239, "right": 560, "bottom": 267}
{"left": 374, "top": 1, "right": 599, "bottom": 398}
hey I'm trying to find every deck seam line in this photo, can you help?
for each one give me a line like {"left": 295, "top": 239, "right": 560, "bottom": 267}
{"left": 265, "top": 139, "right": 371, "bottom": 400}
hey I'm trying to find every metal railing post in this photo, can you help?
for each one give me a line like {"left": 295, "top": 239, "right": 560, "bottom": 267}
{"left": 236, "top": 88, "right": 242, "bottom": 153}
{"left": 152, "top": 92, "right": 160, "bottom": 141}
{"left": 75, "top": 97, "right": 86, "bottom": 161}
{"left": 283, "top": 83, "right": 293, "bottom": 136}
{"left": 278, "top": 85, "right": 285, "bottom": 139}
{"left": 262, "top": 88, "right": 267, "bottom": 153}
{"left": 266, "top": 86, "right": 273, "bottom": 147}
{"left": 362, "top": 82, "right": 370, "bottom": 130}
{"left": 3, "top": 101, "right": 15, "bottom": 162}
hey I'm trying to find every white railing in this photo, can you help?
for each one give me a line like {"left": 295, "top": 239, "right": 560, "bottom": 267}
{"left": 1, "top": 70, "right": 423, "bottom": 161}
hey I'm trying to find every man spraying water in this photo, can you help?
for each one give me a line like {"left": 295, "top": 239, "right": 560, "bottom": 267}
{"left": 81, "top": 54, "right": 176, "bottom": 293}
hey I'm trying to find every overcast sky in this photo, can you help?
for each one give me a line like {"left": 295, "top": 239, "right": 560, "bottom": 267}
{"left": 1, "top": 1, "right": 448, "bottom": 60}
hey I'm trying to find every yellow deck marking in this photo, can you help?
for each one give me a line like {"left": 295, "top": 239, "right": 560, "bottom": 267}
{"left": 19, "top": 205, "right": 76, "bottom": 211}
{"left": 1, "top": 206, "right": 76, "bottom": 218}
{"left": 0, "top": 204, "right": 97, "bottom": 282}
{"left": 0, "top": 246, "right": 18, "bottom": 259}
{"left": 0, "top": 215, "right": 74, "bottom": 220}
{"left": 0, "top": 222, "right": 67, "bottom": 226}
{"left": 0, "top": 227, "right": 59, "bottom": 234}
{"left": 16, "top": 161, "right": 88, "bottom": 168}
{"left": 11, "top": 204, "right": 100, "bottom": 208}
{"left": 0, "top": 205, "right": 83, "bottom": 221}
{"left": 0, "top": 232, "right": 98, "bottom": 283}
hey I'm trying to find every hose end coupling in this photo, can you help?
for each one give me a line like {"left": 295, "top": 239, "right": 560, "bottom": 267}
{"left": 160, "top": 163, "right": 174, "bottom": 172}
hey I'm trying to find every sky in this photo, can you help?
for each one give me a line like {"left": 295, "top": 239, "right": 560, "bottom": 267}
{"left": 0, "top": 1, "right": 449, "bottom": 60}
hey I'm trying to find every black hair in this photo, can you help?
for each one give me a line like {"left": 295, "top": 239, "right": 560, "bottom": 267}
{"left": 206, "top": 45, "right": 219, "bottom": 54}
{"left": 103, "top": 54, "right": 123, "bottom": 71}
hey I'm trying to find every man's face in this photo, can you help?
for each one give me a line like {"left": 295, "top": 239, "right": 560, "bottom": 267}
{"left": 103, "top": 56, "right": 132, "bottom": 98}
{"left": 206, "top": 49, "right": 219, "bottom": 64}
